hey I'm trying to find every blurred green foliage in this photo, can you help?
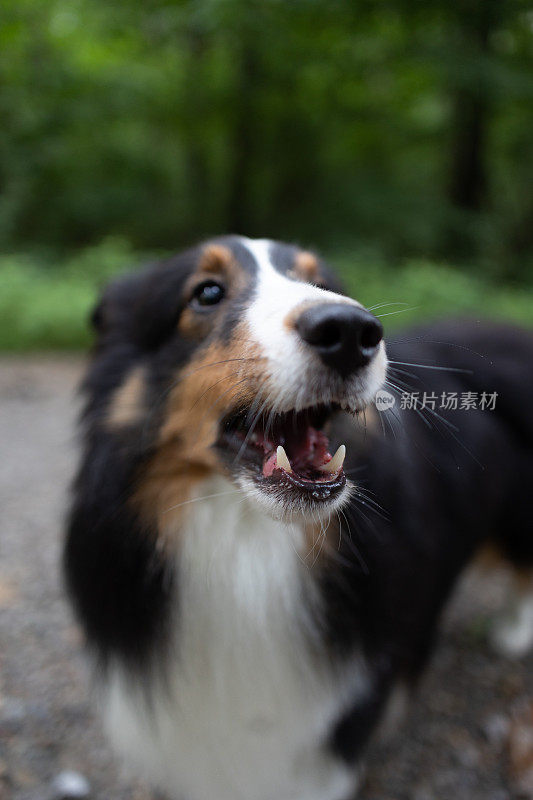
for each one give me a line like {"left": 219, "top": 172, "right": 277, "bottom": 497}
{"left": 1, "top": 0, "right": 532, "bottom": 350}
{"left": 2, "top": 0, "right": 533, "bottom": 279}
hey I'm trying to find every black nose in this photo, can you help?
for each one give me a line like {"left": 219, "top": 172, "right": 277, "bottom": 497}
{"left": 295, "top": 303, "right": 383, "bottom": 377}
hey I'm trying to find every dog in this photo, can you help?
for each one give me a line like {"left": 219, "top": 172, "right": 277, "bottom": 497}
{"left": 64, "top": 236, "right": 533, "bottom": 800}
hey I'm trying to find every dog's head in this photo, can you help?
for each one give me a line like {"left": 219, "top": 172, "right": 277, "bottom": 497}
{"left": 88, "top": 236, "right": 386, "bottom": 530}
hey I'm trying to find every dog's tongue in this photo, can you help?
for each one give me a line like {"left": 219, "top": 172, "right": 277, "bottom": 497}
{"left": 262, "top": 424, "right": 343, "bottom": 479}
{"left": 286, "top": 425, "right": 329, "bottom": 471}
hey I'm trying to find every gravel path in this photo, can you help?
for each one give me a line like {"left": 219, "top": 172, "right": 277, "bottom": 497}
{"left": 1, "top": 357, "right": 532, "bottom": 800}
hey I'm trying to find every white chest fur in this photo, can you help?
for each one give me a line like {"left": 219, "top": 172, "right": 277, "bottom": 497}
{"left": 103, "top": 478, "right": 366, "bottom": 800}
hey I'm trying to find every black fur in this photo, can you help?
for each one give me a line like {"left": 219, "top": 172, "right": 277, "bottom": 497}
{"left": 325, "top": 319, "right": 533, "bottom": 760}
{"left": 64, "top": 242, "right": 533, "bottom": 778}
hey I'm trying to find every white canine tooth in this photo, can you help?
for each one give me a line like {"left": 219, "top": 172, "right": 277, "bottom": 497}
{"left": 276, "top": 445, "right": 292, "bottom": 473}
{"left": 319, "top": 444, "right": 346, "bottom": 474}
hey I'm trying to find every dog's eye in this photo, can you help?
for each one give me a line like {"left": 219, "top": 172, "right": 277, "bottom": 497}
{"left": 191, "top": 281, "right": 225, "bottom": 307}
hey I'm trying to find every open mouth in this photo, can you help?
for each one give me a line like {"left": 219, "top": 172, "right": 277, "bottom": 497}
{"left": 218, "top": 404, "right": 349, "bottom": 505}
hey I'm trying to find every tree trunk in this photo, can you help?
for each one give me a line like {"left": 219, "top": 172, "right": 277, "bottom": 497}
{"left": 446, "top": 0, "right": 500, "bottom": 254}
{"left": 226, "top": 41, "right": 258, "bottom": 235}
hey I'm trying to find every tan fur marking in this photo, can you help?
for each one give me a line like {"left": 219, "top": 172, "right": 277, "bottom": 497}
{"left": 132, "top": 324, "right": 264, "bottom": 538}
{"left": 474, "top": 546, "right": 533, "bottom": 594}
{"left": 107, "top": 367, "right": 146, "bottom": 429}
{"left": 199, "top": 244, "right": 234, "bottom": 274}
{"left": 283, "top": 299, "right": 326, "bottom": 332}
{"left": 179, "top": 245, "right": 248, "bottom": 340}
{"left": 179, "top": 306, "right": 213, "bottom": 339}
{"left": 515, "top": 568, "right": 533, "bottom": 593}
{"left": 474, "top": 542, "right": 508, "bottom": 573}
{"left": 292, "top": 251, "right": 322, "bottom": 283}
{"left": 287, "top": 250, "right": 324, "bottom": 286}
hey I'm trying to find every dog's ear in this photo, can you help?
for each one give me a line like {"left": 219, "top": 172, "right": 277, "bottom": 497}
{"left": 89, "top": 271, "right": 147, "bottom": 341}
{"left": 311, "top": 258, "right": 346, "bottom": 297}
{"left": 89, "top": 298, "right": 106, "bottom": 333}
{"left": 88, "top": 256, "right": 195, "bottom": 350}
{"left": 319, "top": 264, "right": 346, "bottom": 296}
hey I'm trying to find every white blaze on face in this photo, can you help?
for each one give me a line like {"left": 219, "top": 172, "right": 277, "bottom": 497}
{"left": 243, "top": 237, "right": 387, "bottom": 411}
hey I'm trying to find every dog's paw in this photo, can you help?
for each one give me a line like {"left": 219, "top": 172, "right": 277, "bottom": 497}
{"left": 490, "top": 594, "right": 533, "bottom": 658}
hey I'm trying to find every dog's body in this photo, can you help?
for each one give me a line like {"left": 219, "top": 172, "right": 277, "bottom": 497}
{"left": 65, "top": 237, "right": 533, "bottom": 800}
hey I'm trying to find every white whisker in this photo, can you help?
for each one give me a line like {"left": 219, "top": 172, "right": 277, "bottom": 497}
{"left": 375, "top": 307, "right": 419, "bottom": 318}
{"left": 367, "top": 301, "right": 410, "bottom": 312}
{"left": 388, "top": 360, "right": 473, "bottom": 374}
{"left": 163, "top": 489, "right": 243, "bottom": 514}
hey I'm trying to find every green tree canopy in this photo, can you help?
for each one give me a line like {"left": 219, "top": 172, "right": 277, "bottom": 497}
{"left": 1, "top": 0, "right": 533, "bottom": 282}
